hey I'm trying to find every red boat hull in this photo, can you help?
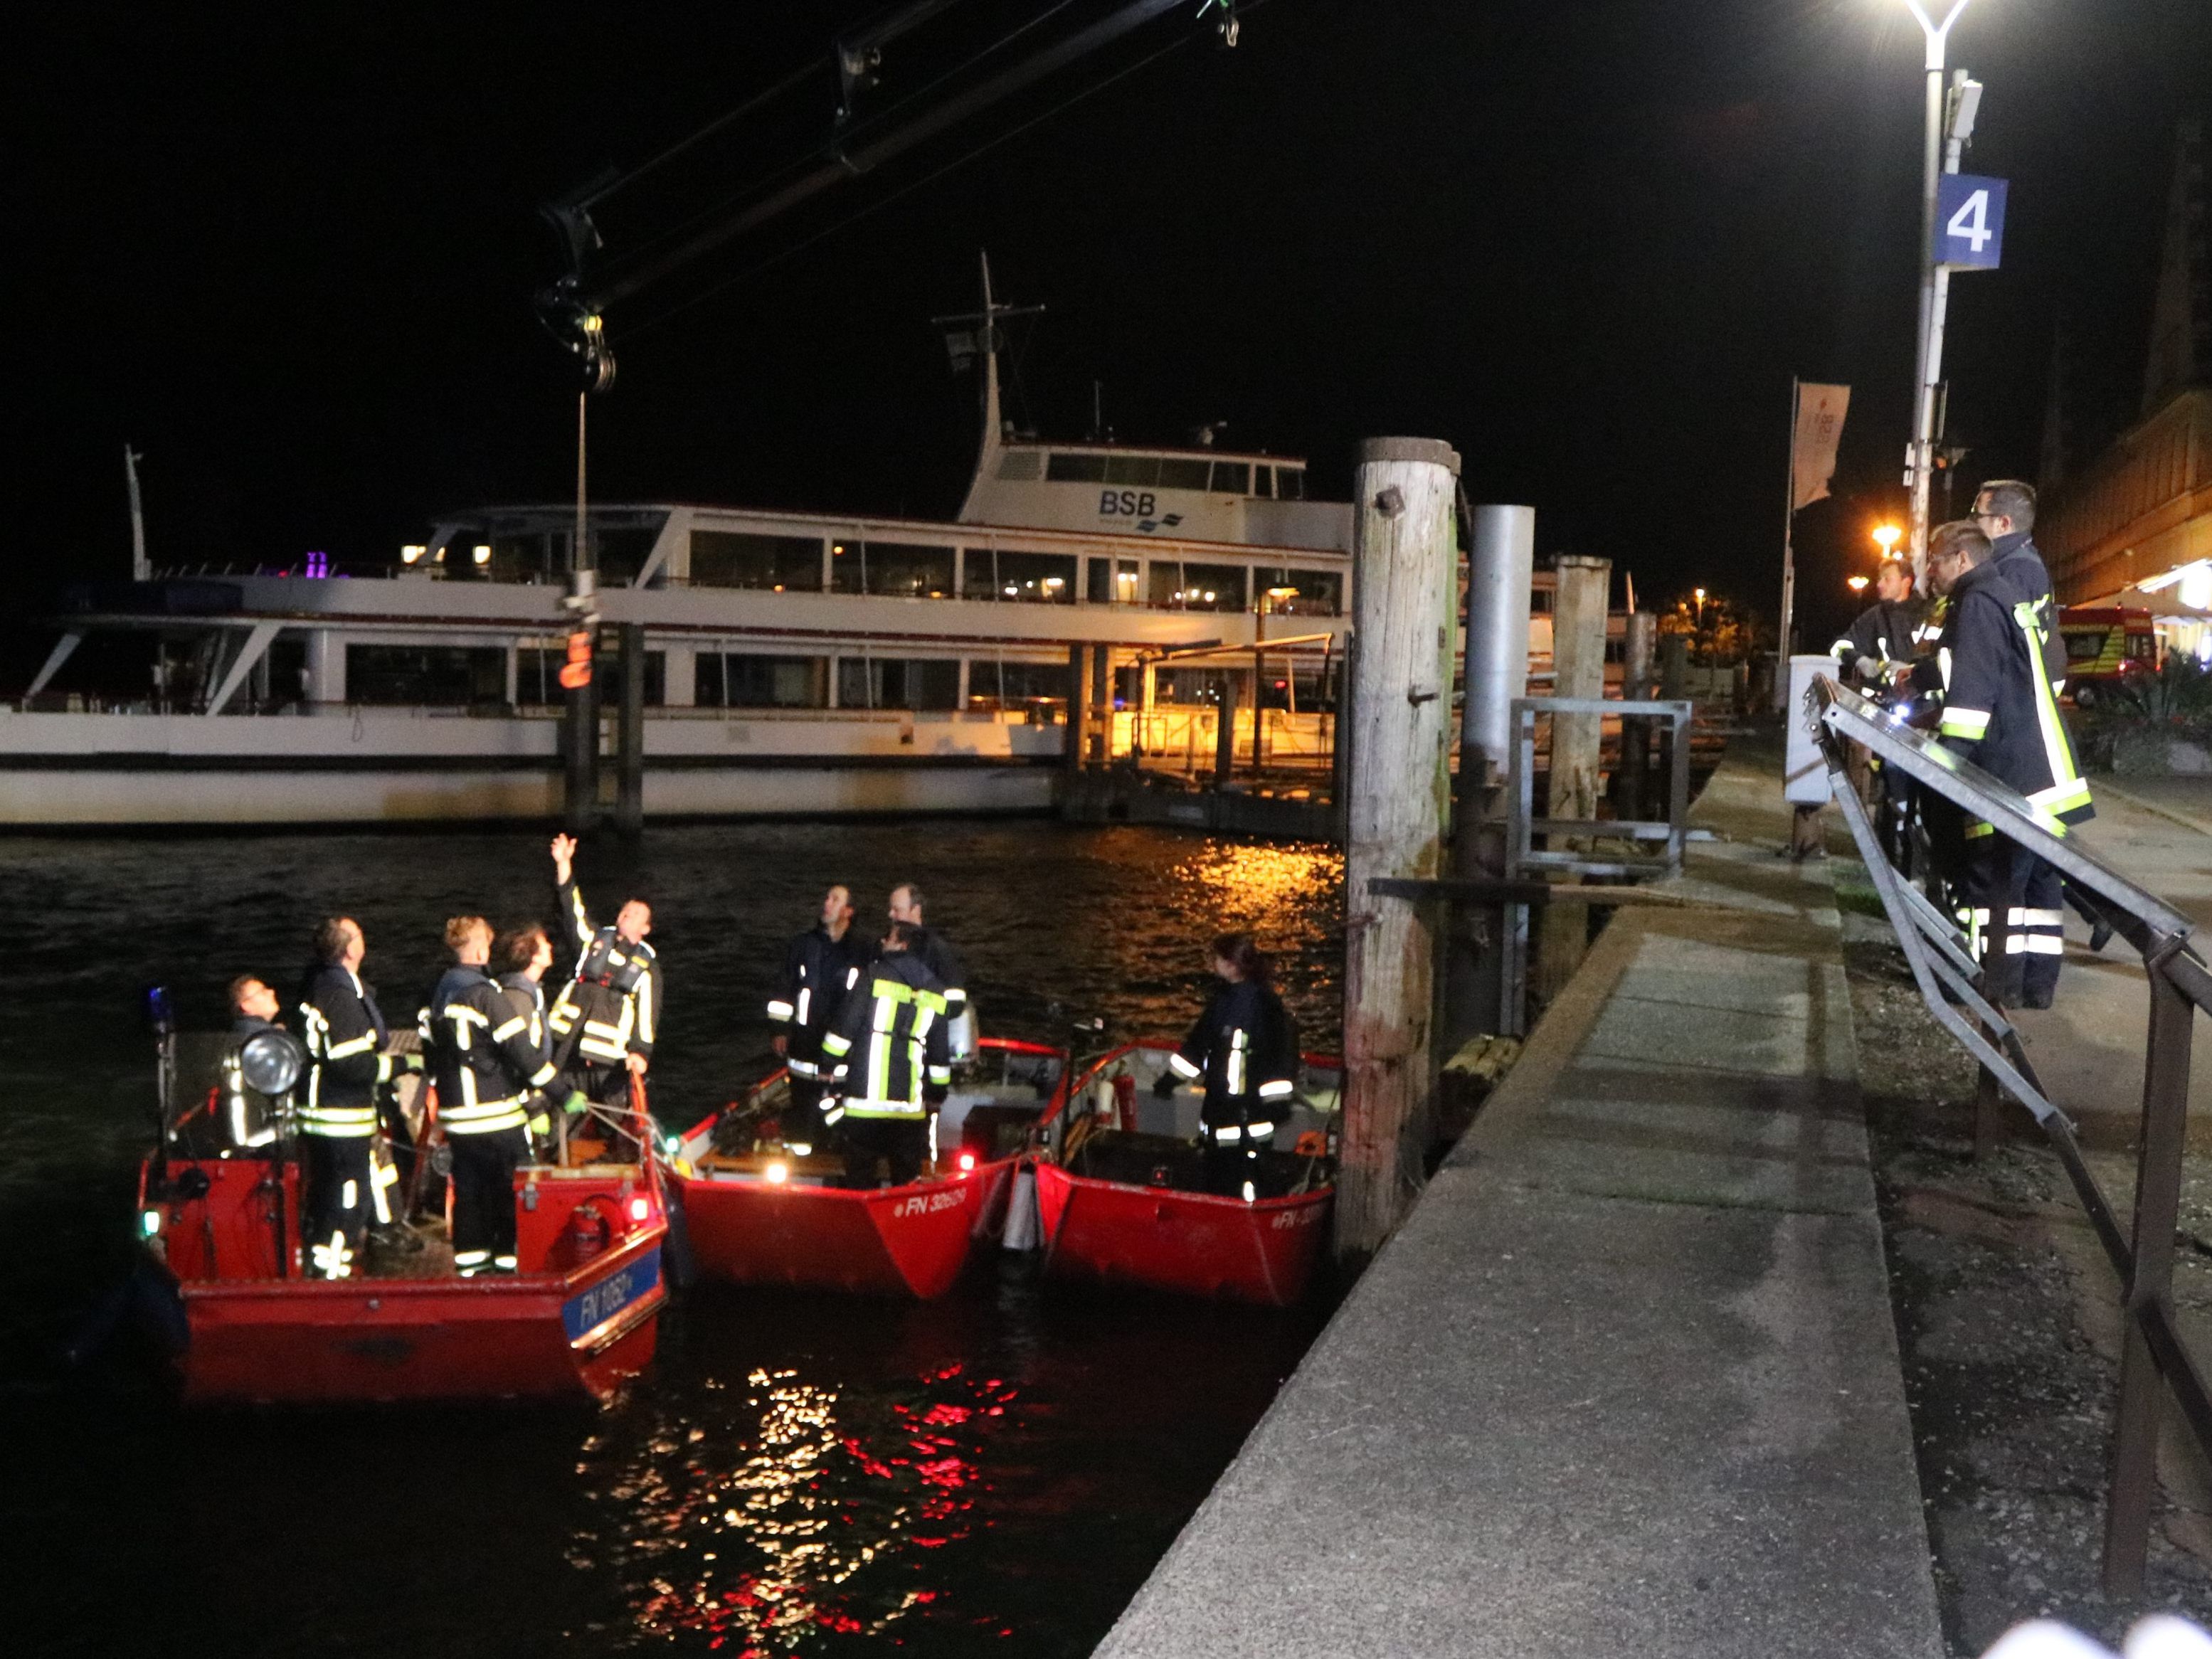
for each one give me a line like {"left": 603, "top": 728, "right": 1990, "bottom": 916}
{"left": 677, "top": 1153, "right": 1015, "bottom": 1299}
{"left": 176, "top": 1234, "right": 665, "bottom": 1404}
{"left": 142, "top": 1152, "right": 669, "bottom": 1404}
{"left": 1031, "top": 1160, "right": 1330, "bottom": 1308}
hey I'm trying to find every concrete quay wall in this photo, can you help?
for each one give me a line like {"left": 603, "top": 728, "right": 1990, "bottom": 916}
{"left": 1096, "top": 760, "right": 1944, "bottom": 1659}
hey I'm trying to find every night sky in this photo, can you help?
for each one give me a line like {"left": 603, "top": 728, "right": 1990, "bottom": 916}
{"left": 17, "top": 0, "right": 2210, "bottom": 674}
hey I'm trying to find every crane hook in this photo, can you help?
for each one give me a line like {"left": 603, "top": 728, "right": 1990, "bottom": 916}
{"left": 535, "top": 285, "right": 618, "bottom": 395}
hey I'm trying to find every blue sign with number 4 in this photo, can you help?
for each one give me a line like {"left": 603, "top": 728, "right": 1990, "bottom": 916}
{"left": 1936, "top": 174, "right": 2008, "bottom": 270}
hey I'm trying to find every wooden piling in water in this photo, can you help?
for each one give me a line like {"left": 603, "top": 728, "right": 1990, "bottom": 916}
{"left": 1535, "top": 556, "right": 1612, "bottom": 1003}
{"left": 1337, "top": 438, "right": 1461, "bottom": 1263}
{"left": 1616, "top": 611, "right": 1657, "bottom": 822}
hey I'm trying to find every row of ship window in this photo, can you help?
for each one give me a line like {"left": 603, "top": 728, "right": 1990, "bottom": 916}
{"left": 443, "top": 529, "right": 1341, "bottom": 614}
{"left": 337, "top": 645, "right": 1323, "bottom": 714}
{"left": 1024, "top": 451, "right": 1308, "bottom": 499}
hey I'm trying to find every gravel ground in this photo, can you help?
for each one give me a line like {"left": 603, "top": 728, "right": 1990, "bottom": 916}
{"left": 1846, "top": 925, "right": 2212, "bottom": 1653}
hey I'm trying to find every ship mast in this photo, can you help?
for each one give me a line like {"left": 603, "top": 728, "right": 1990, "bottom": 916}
{"left": 979, "top": 251, "right": 1002, "bottom": 445}
{"left": 125, "top": 445, "right": 149, "bottom": 581}
{"left": 936, "top": 252, "right": 1044, "bottom": 514}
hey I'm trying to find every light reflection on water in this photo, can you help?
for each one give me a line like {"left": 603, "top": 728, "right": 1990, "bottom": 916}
{"left": 7, "top": 819, "right": 1342, "bottom": 1658}
{"left": 593, "top": 1362, "right": 1022, "bottom": 1652}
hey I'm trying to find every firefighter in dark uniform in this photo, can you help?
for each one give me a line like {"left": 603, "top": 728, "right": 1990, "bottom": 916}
{"left": 820, "top": 921, "right": 952, "bottom": 1188}
{"left": 297, "top": 918, "right": 391, "bottom": 1279}
{"left": 427, "top": 915, "right": 559, "bottom": 1276}
{"left": 546, "top": 833, "right": 662, "bottom": 1111}
{"left": 886, "top": 881, "right": 973, "bottom": 1060}
{"left": 1158, "top": 933, "right": 1298, "bottom": 1200}
{"left": 1973, "top": 477, "right": 2117, "bottom": 951}
{"left": 1829, "top": 556, "right": 1932, "bottom": 825}
{"left": 494, "top": 923, "right": 559, "bottom": 1151}
{"left": 768, "top": 884, "right": 868, "bottom": 1146}
{"left": 221, "top": 975, "right": 284, "bottom": 1152}
{"left": 1829, "top": 557, "right": 1930, "bottom": 689}
{"left": 1914, "top": 519, "right": 2095, "bottom": 1007}
{"left": 1973, "top": 479, "right": 2070, "bottom": 696}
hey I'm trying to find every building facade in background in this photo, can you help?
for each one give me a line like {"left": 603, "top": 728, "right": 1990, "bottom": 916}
{"left": 2044, "top": 119, "right": 2211, "bottom": 606}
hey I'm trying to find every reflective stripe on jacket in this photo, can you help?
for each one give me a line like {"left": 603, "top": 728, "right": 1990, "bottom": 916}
{"left": 547, "top": 878, "right": 662, "bottom": 1065}
{"left": 768, "top": 923, "right": 868, "bottom": 1074}
{"left": 1989, "top": 532, "right": 2070, "bottom": 694}
{"left": 1929, "top": 557, "right": 2094, "bottom": 831}
{"left": 1170, "top": 978, "right": 1298, "bottom": 1130}
{"left": 821, "top": 953, "right": 951, "bottom": 1118}
{"left": 299, "top": 964, "right": 389, "bottom": 1135}
{"left": 428, "top": 965, "right": 558, "bottom": 1135}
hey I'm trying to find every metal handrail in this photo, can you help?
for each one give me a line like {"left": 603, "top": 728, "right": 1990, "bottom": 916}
{"left": 1811, "top": 675, "right": 2211, "bottom": 1597}
{"left": 1508, "top": 696, "right": 1695, "bottom": 879}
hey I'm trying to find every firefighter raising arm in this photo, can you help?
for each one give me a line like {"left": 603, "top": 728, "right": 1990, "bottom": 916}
{"left": 548, "top": 834, "right": 662, "bottom": 1096}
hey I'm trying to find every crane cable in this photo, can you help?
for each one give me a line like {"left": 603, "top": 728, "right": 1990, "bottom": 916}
{"left": 618, "top": 16, "right": 1212, "bottom": 346}
{"left": 592, "top": 0, "right": 1086, "bottom": 295}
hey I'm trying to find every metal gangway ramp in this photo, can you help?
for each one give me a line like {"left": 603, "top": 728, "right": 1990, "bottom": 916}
{"left": 1812, "top": 676, "right": 2212, "bottom": 1597}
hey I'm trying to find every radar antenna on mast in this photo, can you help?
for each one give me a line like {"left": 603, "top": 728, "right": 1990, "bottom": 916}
{"left": 931, "top": 251, "right": 1044, "bottom": 442}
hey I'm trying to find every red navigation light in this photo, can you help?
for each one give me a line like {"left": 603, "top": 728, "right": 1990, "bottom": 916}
{"left": 628, "top": 1195, "right": 650, "bottom": 1222}
{"left": 956, "top": 1152, "right": 976, "bottom": 1172}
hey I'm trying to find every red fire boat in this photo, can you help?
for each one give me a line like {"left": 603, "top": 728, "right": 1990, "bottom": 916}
{"left": 1026, "top": 1040, "right": 1339, "bottom": 1307}
{"left": 137, "top": 1009, "right": 667, "bottom": 1405}
{"left": 670, "top": 1037, "right": 1064, "bottom": 1299}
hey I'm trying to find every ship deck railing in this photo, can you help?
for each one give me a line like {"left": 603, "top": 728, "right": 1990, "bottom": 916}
{"left": 4, "top": 698, "right": 1070, "bottom": 721}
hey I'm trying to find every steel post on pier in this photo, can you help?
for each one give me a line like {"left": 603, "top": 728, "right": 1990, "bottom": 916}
{"left": 615, "top": 622, "right": 645, "bottom": 834}
{"left": 1445, "top": 504, "right": 1533, "bottom": 1051}
{"left": 563, "top": 390, "right": 600, "bottom": 834}
{"left": 1065, "top": 644, "right": 1091, "bottom": 775}
{"left": 1338, "top": 438, "right": 1460, "bottom": 1264}
{"left": 1213, "top": 669, "right": 1238, "bottom": 787}
{"left": 1093, "top": 646, "right": 1113, "bottom": 765}
{"left": 563, "top": 642, "right": 600, "bottom": 834}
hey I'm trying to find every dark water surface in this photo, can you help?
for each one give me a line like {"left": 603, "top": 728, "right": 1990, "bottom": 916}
{"left": 4, "top": 820, "right": 1343, "bottom": 1658}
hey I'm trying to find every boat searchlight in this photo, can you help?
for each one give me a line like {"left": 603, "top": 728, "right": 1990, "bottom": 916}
{"left": 238, "top": 1029, "right": 308, "bottom": 1096}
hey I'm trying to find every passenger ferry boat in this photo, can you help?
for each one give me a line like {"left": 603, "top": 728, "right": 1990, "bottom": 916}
{"left": 137, "top": 1007, "right": 669, "bottom": 1404}
{"left": 11, "top": 298, "right": 1353, "bottom": 827}
{"left": 670, "top": 1037, "right": 1064, "bottom": 1299}
{"left": 1026, "top": 1039, "right": 1340, "bottom": 1307}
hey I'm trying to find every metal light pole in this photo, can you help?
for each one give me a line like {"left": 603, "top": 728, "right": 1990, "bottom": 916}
{"left": 559, "top": 312, "right": 615, "bottom": 832}
{"left": 1900, "top": 0, "right": 1973, "bottom": 582}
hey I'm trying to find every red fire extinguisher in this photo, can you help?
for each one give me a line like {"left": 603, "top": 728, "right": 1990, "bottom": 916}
{"left": 1111, "top": 1071, "right": 1137, "bottom": 1133}
{"left": 567, "top": 1200, "right": 613, "bottom": 1264}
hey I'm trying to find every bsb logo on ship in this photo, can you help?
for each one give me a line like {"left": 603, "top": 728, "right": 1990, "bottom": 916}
{"left": 1098, "top": 491, "right": 1185, "bottom": 534}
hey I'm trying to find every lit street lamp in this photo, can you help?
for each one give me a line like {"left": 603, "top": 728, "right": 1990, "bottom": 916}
{"left": 1693, "top": 586, "right": 1708, "bottom": 627}
{"left": 1897, "top": 0, "right": 1981, "bottom": 583}
{"left": 1873, "top": 522, "right": 1904, "bottom": 557}
{"left": 1848, "top": 575, "right": 1872, "bottom": 594}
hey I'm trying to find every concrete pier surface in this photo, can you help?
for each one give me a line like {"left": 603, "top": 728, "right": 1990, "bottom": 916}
{"left": 1097, "top": 746, "right": 1944, "bottom": 1659}
{"left": 2009, "top": 776, "right": 2212, "bottom": 1140}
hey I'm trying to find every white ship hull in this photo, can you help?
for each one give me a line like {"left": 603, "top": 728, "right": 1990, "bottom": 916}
{"left": 24, "top": 300, "right": 1358, "bottom": 830}
{"left": 0, "top": 708, "right": 1063, "bottom": 827}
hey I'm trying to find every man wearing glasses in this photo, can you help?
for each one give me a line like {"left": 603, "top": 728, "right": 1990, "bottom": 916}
{"left": 1911, "top": 519, "right": 2094, "bottom": 1008}
{"left": 1973, "top": 479, "right": 2069, "bottom": 698}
